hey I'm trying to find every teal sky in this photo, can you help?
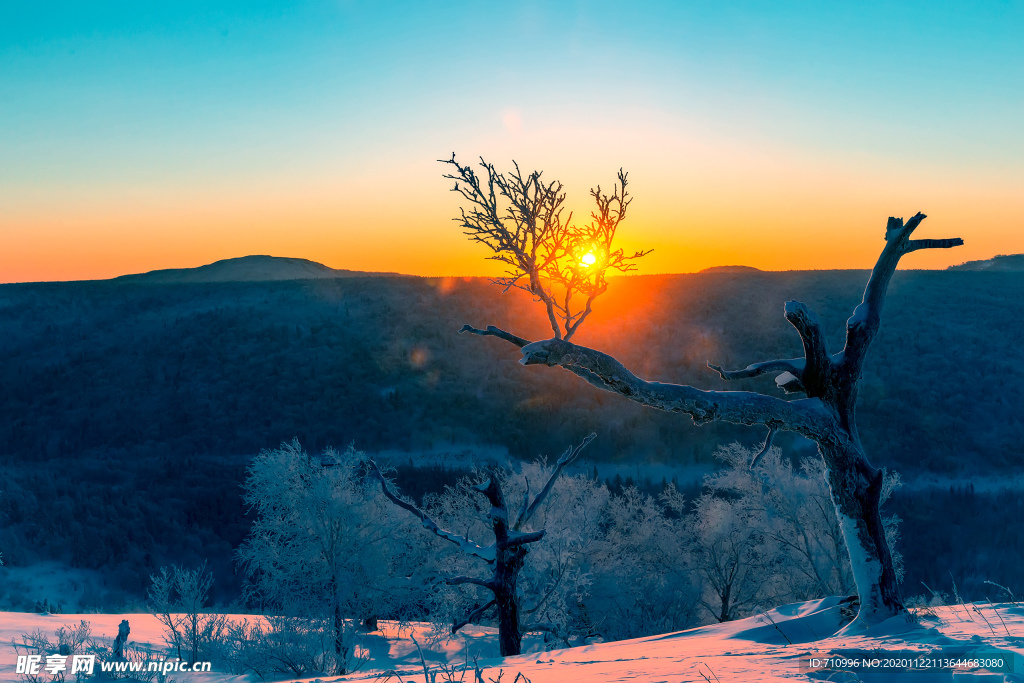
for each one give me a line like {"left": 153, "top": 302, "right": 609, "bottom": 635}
{"left": 2, "top": 2, "right": 1022, "bottom": 280}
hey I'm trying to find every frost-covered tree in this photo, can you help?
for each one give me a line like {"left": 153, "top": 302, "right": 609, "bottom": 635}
{"left": 368, "top": 435, "right": 597, "bottom": 656}
{"left": 447, "top": 153, "right": 963, "bottom": 626}
{"left": 489, "top": 459, "right": 609, "bottom": 645}
{"left": 237, "top": 439, "right": 425, "bottom": 675}
{"left": 688, "top": 488, "right": 784, "bottom": 623}
{"left": 703, "top": 443, "right": 904, "bottom": 607}
{"left": 587, "top": 484, "right": 699, "bottom": 639}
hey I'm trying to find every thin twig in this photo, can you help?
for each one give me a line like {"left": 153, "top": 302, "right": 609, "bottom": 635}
{"left": 696, "top": 661, "right": 722, "bottom": 683}
{"left": 761, "top": 610, "right": 793, "bottom": 645}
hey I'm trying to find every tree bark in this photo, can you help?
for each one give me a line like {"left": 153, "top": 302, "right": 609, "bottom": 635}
{"left": 817, "top": 439, "right": 902, "bottom": 624}
{"left": 332, "top": 579, "right": 347, "bottom": 675}
{"left": 494, "top": 548, "right": 526, "bottom": 657}
{"left": 719, "top": 582, "right": 732, "bottom": 623}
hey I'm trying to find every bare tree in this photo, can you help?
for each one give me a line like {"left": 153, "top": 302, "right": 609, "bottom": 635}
{"left": 367, "top": 434, "right": 595, "bottom": 656}
{"left": 449, "top": 155, "right": 963, "bottom": 627}
{"left": 149, "top": 561, "right": 227, "bottom": 666}
{"left": 441, "top": 154, "right": 648, "bottom": 341}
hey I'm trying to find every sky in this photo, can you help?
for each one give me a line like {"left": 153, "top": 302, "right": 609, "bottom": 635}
{"left": 1, "top": 1, "right": 1022, "bottom": 282}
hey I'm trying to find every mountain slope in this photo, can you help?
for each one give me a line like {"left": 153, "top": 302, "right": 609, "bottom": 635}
{"left": 113, "top": 255, "right": 396, "bottom": 283}
{"left": 948, "top": 254, "right": 1024, "bottom": 272}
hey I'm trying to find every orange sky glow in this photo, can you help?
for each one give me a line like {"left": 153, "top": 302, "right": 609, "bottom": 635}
{"left": 3, "top": 144, "right": 1018, "bottom": 283}
{"left": 3, "top": 3, "right": 1022, "bottom": 283}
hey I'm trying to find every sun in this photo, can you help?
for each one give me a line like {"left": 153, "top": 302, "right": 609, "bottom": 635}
{"left": 580, "top": 252, "right": 597, "bottom": 267}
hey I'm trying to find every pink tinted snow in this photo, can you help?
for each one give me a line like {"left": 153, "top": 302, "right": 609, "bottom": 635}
{"left": 1, "top": 599, "right": 1021, "bottom": 683}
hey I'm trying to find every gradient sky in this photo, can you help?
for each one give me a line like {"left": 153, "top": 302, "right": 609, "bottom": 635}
{"left": 2, "top": 1, "right": 1022, "bottom": 282}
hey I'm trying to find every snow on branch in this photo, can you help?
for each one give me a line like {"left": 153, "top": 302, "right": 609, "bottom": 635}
{"left": 514, "top": 433, "right": 595, "bottom": 531}
{"left": 365, "top": 460, "right": 497, "bottom": 562}
{"left": 784, "top": 301, "right": 829, "bottom": 374}
{"left": 707, "top": 357, "right": 805, "bottom": 382}
{"left": 451, "top": 600, "right": 497, "bottom": 634}
{"left": 749, "top": 427, "right": 778, "bottom": 470}
{"left": 774, "top": 371, "right": 806, "bottom": 395}
{"left": 842, "top": 212, "right": 964, "bottom": 373}
{"left": 447, "top": 576, "right": 496, "bottom": 589}
{"left": 517, "top": 337, "right": 829, "bottom": 438}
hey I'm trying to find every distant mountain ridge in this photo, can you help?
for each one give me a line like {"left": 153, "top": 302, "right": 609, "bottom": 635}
{"left": 699, "top": 265, "right": 763, "bottom": 273}
{"left": 947, "top": 254, "right": 1024, "bottom": 272}
{"left": 113, "top": 255, "right": 397, "bottom": 283}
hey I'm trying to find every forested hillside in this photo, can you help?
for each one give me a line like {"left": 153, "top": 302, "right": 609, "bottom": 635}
{"left": 0, "top": 270, "right": 1021, "bottom": 605}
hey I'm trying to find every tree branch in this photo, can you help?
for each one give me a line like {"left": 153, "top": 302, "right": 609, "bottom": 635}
{"left": 705, "top": 302, "right": 827, "bottom": 397}
{"left": 515, "top": 479, "right": 530, "bottom": 531}
{"left": 447, "top": 576, "right": 496, "bottom": 590}
{"left": 518, "top": 337, "right": 830, "bottom": 438}
{"left": 514, "top": 433, "right": 596, "bottom": 530}
{"left": 366, "top": 460, "right": 497, "bottom": 562}
{"left": 459, "top": 324, "right": 530, "bottom": 348}
{"left": 523, "top": 564, "right": 568, "bottom": 617}
{"left": 842, "top": 212, "right": 963, "bottom": 374}
{"left": 451, "top": 600, "right": 497, "bottom": 634}
{"left": 504, "top": 529, "right": 546, "bottom": 547}
{"left": 903, "top": 238, "right": 964, "bottom": 254}
{"left": 707, "top": 358, "right": 805, "bottom": 382}
{"left": 444, "top": 156, "right": 647, "bottom": 342}
{"left": 783, "top": 301, "right": 830, "bottom": 395}
{"left": 750, "top": 428, "right": 777, "bottom": 469}
{"left": 522, "top": 623, "right": 571, "bottom": 647}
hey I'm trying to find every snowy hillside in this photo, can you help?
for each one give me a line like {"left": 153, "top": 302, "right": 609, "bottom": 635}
{"left": 3, "top": 599, "right": 1022, "bottom": 683}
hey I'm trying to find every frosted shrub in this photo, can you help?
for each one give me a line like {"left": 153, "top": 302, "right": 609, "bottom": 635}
{"left": 237, "top": 439, "right": 428, "bottom": 674}
{"left": 148, "top": 561, "right": 228, "bottom": 667}
{"left": 701, "top": 443, "right": 903, "bottom": 611}
{"left": 587, "top": 485, "right": 700, "bottom": 640}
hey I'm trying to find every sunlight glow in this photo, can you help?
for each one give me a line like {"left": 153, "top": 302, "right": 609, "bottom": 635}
{"left": 580, "top": 252, "right": 597, "bottom": 267}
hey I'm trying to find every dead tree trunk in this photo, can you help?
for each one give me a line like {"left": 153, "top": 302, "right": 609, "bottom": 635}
{"left": 367, "top": 435, "right": 592, "bottom": 656}
{"left": 461, "top": 213, "right": 962, "bottom": 628}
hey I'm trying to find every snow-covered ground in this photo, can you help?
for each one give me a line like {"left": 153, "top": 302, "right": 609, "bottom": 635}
{"left": 2, "top": 598, "right": 1022, "bottom": 683}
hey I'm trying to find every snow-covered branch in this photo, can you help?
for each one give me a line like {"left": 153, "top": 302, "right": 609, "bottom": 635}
{"left": 451, "top": 600, "right": 497, "bottom": 634}
{"left": 842, "top": 212, "right": 963, "bottom": 374}
{"left": 503, "top": 530, "right": 547, "bottom": 547}
{"left": 749, "top": 428, "right": 777, "bottom": 470}
{"left": 783, "top": 301, "right": 830, "bottom": 392}
{"left": 447, "top": 576, "right": 496, "bottom": 589}
{"left": 515, "top": 337, "right": 829, "bottom": 438}
{"left": 514, "top": 433, "right": 595, "bottom": 530}
{"left": 366, "top": 460, "right": 497, "bottom": 562}
{"left": 707, "top": 358, "right": 805, "bottom": 382}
